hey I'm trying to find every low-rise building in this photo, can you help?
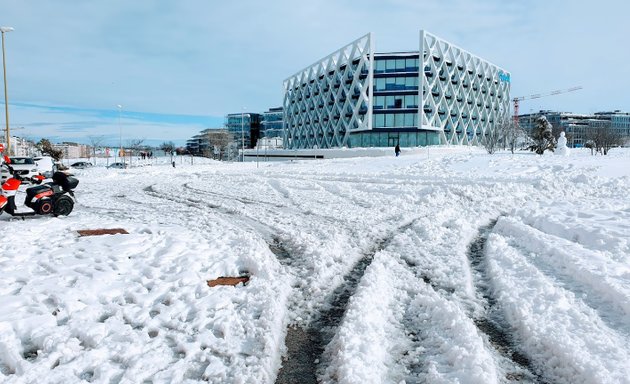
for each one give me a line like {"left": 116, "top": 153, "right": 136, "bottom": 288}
{"left": 53, "top": 142, "right": 90, "bottom": 159}
{"left": 518, "top": 110, "right": 630, "bottom": 147}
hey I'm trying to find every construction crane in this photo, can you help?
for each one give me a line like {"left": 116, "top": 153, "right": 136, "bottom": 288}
{"left": 513, "top": 86, "right": 583, "bottom": 125}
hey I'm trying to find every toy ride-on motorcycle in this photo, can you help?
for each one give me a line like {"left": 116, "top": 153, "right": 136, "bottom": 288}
{"left": 0, "top": 156, "right": 79, "bottom": 217}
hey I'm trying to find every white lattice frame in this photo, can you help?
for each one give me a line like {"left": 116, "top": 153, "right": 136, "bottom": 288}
{"left": 283, "top": 34, "right": 373, "bottom": 149}
{"left": 419, "top": 31, "right": 511, "bottom": 145}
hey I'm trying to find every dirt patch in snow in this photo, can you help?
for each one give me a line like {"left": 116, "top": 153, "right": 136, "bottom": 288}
{"left": 207, "top": 276, "right": 250, "bottom": 287}
{"left": 77, "top": 228, "right": 129, "bottom": 236}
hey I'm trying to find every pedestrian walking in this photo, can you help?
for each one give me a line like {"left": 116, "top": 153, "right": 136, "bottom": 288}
{"left": 395, "top": 144, "right": 401, "bottom": 157}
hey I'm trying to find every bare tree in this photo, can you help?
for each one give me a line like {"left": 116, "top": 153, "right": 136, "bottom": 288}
{"left": 160, "top": 141, "right": 175, "bottom": 155}
{"left": 126, "top": 139, "right": 145, "bottom": 166}
{"left": 129, "top": 139, "right": 145, "bottom": 155}
{"left": 482, "top": 122, "right": 503, "bottom": 154}
{"left": 88, "top": 135, "right": 106, "bottom": 165}
{"left": 584, "top": 125, "right": 624, "bottom": 155}
{"left": 204, "top": 130, "right": 232, "bottom": 160}
{"left": 497, "top": 118, "right": 525, "bottom": 154}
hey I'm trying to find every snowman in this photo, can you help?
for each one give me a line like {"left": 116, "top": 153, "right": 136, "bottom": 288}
{"left": 555, "top": 131, "right": 570, "bottom": 156}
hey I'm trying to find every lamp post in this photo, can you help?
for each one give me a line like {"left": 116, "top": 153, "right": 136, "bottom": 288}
{"left": 241, "top": 109, "right": 250, "bottom": 162}
{"left": 1, "top": 26, "right": 14, "bottom": 156}
{"left": 117, "top": 104, "right": 122, "bottom": 160}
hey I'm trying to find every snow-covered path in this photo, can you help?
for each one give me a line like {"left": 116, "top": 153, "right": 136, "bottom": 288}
{"left": 1, "top": 148, "right": 629, "bottom": 383}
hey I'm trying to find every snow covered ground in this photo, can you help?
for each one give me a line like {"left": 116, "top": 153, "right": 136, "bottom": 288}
{"left": 1, "top": 147, "right": 629, "bottom": 383}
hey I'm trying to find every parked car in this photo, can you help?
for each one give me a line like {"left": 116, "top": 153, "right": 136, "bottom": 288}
{"left": 107, "top": 162, "right": 127, "bottom": 169}
{"left": 34, "top": 156, "right": 58, "bottom": 178}
{"left": 70, "top": 161, "right": 93, "bottom": 169}
{"left": 1, "top": 157, "right": 39, "bottom": 183}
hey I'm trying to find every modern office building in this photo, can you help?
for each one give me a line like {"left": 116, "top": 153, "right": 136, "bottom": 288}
{"left": 262, "top": 107, "right": 284, "bottom": 138}
{"left": 283, "top": 31, "right": 511, "bottom": 149}
{"left": 225, "top": 113, "right": 262, "bottom": 149}
{"left": 595, "top": 111, "right": 630, "bottom": 142}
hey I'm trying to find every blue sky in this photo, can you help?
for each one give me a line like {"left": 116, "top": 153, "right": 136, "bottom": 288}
{"left": 1, "top": 0, "right": 628, "bottom": 146}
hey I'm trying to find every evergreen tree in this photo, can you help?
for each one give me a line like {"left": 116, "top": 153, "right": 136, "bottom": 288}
{"left": 36, "top": 139, "right": 64, "bottom": 161}
{"left": 528, "top": 116, "right": 556, "bottom": 154}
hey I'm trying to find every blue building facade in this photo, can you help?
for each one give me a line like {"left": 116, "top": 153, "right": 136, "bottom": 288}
{"left": 283, "top": 31, "right": 511, "bottom": 149}
{"left": 225, "top": 113, "right": 262, "bottom": 149}
{"left": 262, "top": 107, "right": 284, "bottom": 138}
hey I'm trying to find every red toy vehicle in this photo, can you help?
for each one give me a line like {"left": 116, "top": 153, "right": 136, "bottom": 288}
{"left": 0, "top": 156, "right": 78, "bottom": 217}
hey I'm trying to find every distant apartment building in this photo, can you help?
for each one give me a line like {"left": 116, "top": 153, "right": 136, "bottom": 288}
{"left": 282, "top": 31, "right": 511, "bottom": 149}
{"left": 186, "top": 128, "right": 212, "bottom": 155}
{"left": 186, "top": 128, "right": 234, "bottom": 157}
{"left": 9, "top": 136, "right": 36, "bottom": 156}
{"left": 53, "top": 142, "right": 89, "bottom": 159}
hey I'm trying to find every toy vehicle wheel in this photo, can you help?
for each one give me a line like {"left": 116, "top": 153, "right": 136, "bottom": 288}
{"left": 37, "top": 200, "right": 54, "bottom": 214}
{"left": 53, "top": 195, "right": 74, "bottom": 216}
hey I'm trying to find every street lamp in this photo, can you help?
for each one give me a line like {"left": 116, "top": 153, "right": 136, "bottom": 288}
{"left": 117, "top": 104, "right": 122, "bottom": 158}
{"left": 241, "top": 109, "right": 250, "bottom": 162}
{"left": 1, "top": 26, "right": 14, "bottom": 155}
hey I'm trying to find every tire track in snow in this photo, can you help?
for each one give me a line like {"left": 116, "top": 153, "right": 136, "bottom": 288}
{"left": 467, "top": 220, "right": 542, "bottom": 383}
{"left": 146, "top": 177, "right": 420, "bottom": 382}
{"left": 144, "top": 181, "right": 371, "bottom": 382}
{"left": 492, "top": 217, "right": 630, "bottom": 337}
{"left": 183, "top": 182, "right": 288, "bottom": 209}
{"left": 274, "top": 221, "right": 417, "bottom": 384}
{"left": 181, "top": 181, "right": 347, "bottom": 229}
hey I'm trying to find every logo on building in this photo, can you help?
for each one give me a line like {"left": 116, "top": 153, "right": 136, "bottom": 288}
{"left": 499, "top": 71, "right": 510, "bottom": 83}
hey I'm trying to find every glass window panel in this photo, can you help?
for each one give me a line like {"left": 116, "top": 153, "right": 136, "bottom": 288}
{"left": 386, "top": 60, "right": 396, "bottom": 72}
{"left": 399, "top": 133, "right": 408, "bottom": 147}
{"left": 404, "top": 113, "right": 414, "bottom": 126}
{"left": 386, "top": 96, "right": 395, "bottom": 109}
{"left": 385, "top": 77, "right": 396, "bottom": 90}
{"left": 405, "top": 58, "right": 416, "bottom": 71}
{"left": 385, "top": 114, "right": 394, "bottom": 127}
{"left": 374, "top": 114, "right": 384, "bottom": 127}
{"left": 375, "top": 60, "right": 386, "bottom": 73}
{"left": 374, "top": 96, "right": 384, "bottom": 109}
{"left": 396, "top": 59, "right": 405, "bottom": 71}
{"left": 375, "top": 78, "right": 386, "bottom": 91}
{"left": 404, "top": 95, "right": 414, "bottom": 108}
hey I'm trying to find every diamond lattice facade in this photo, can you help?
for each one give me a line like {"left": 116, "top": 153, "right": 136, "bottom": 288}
{"left": 283, "top": 31, "right": 511, "bottom": 148}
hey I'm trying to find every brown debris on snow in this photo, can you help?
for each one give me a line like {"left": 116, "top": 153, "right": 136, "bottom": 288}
{"left": 77, "top": 228, "right": 129, "bottom": 236}
{"left": 207, "top": 276, "right": 250, "bottom": 287}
